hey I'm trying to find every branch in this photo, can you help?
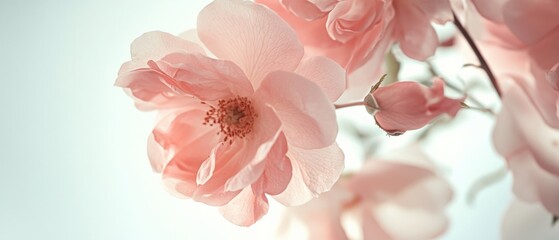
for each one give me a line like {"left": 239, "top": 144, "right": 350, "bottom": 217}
{"left": 453, "top": 11, "right": 502, "bottom": 97}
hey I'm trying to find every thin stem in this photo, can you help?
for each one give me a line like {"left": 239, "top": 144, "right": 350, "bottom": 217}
{"left": 334, "top": 101, "right": 365, "bottom": 109}
{"left": 427, "top": 61, "right": 496, "bottom": 115}
{"left": 453, "top": 11, "right": 502, "bottom": 97}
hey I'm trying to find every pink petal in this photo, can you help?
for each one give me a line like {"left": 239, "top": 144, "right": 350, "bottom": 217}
{"left": 502, "top": 0, "right": 559, "bottom": 45}
{"left": 373, "top": 197, "right": 450, "bottom": 239}
{"left": 394, "top": 2, "right": 440, "bottom": 60}
{"left": 119, "top": 31, "right": 206, "bottom": 73}
{"left": 218, "top": 185, "right": 269, "bottom": 226}
{"left": 493, "top": 83, "right": 559, "bottom": 176}
{"left": 287, "top": 183, "right": 353, "bottom": 240}
{"left": 372, "top": 79, "right": 462, "bottom": 134}
{"left": 280, "top": 0, "right": 329, "bottom": 20}
{"left": 273, "top": 143, "right": 344, "bottom": 206}
{"left": 260, "top": 137, "right": 293, "bottom": 195}
{"left": 148, "top": 109, "right": 207, "bottom": 172}
{"left": 470, "top": 0, "right": 507, "bottom": 23}
{"left": 148, "top": 52, "right": 254, "bottom": 101}
{"left": 508, "top": 151, "right": 559, "bottom": 215}
{"left": 353, "top": 159, "right": 452, "bottom": 239}
{"left": 255, "top": 71, "right": 337, "bottom": 149}
{"left": 295, "top": 56, "right": 346, "bottom": 102}
{"left": 194, "top": 104, "right": 284, "bottom": 199}
{"left": 115, "top": 68, "right": 196, "bottom": 111}
{"left": 197, "top": 0, "right": 304, "bottom": 86}
{"left": 152, "top": 108, "right": 217, "bottom": 172}
{"left": 412, "top": 0, "right": 453, "bottom": 24}
{"left": 158, "top": 109, "right": 223, "bottom": 200}
{"left": 361, "top": 207, "right": 393, "bottom": 240}
{"left": 303, "top": 205, "right": 349, "bottom": 240}
{"left": 528, "top": 28, "right": 559, "bottom": 71}
{"left": 224, "top": 132, "right": 288, "bottom": 192}
{"left": 502, "top": 200, "right": 559, "bottom": 240}
{"left": 147, "top": 133, "right": 165, "bottom": 172}
{"left": 325, "top": 0, "right": 383, "bottom": 43}
{"left": 347, "top": 161, "right": 434, "bottom": 200}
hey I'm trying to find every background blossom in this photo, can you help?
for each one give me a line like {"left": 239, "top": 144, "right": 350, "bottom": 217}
{"left": 279, "top": 146, "right": 452, "bottom": 240}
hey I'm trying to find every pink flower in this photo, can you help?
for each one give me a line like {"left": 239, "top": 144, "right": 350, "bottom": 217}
{"left": 279, "top": 146, "right": 453, "bottom": 240}
{"left": 492, "top": 66, "right": 559, "bottom": 217}
{"left": 115, "top": 0, "right": 346, "bottom": 226}
{"left": 470, "top": 0, "right": 559, "bottom": 71}
{"left": 366, "top": 78, "right": 463, "bottom": 135}
{"left": 257, "top": 0, "right": 452, "bottom": 73}
{"left": 466, "top": 2, "right": 559, "bottom": 220}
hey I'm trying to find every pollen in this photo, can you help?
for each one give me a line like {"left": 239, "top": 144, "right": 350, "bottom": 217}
{"left": 203, "top": 96, "right": 257, "bottom": 143}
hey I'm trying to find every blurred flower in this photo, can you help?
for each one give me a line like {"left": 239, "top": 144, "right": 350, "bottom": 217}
{"left": 257, "top": 0, "right": 452, "bottom": 74}
{"left": 465, "top": 1, "right": 559, "bottom": 222}
{"left": 115, "top": 0, "right": 346, "bottom": 226}
{"left": 279, "top": 146, "right": 453, "bottom": 240}
{"left": 366, "top": 78, "right": 463, "bottom": 136}
{"left": 493, "top": 64, "right": 559, "bottom": 217}
{"left": 470, "top": 0, "right": 559, "bottom": 71}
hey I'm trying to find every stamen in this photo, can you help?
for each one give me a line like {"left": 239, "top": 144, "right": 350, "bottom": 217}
{"left": 203, "top": 96, "right": 257, "bottom": 143}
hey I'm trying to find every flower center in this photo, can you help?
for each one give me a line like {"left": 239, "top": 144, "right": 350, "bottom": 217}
{"left": 203, "top": 96, "right": 257, "bottom": 143}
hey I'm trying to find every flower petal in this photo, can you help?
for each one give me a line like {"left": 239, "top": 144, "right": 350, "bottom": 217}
{"left": 280, "top": 0, "right": 330, "bottom": 20}
{"left": 115, "top": 68, "right": 196, "bottom": 111}
{"left": 493, "top": 83, "right": 559, "bottom": 176}
{"left": 218, "top": 185, "right": 269, "bottom": 226}
{"left": 295, "top": 56, "right": 346, "bottom": 102}
{"left": 502, "top": 0, "right": 559, "bottom": 45}
{"left": 224, "top": 132, "right": 288, "bottom": 192}
{"left": 119, "top": 31, "right": 206, "bottom": 73}
{"left": 194, "top": 104, "right": 283, "bottom": 198}
{"left": 508, "top": 151, "right": 559, "bottom": 215}
{"left": 395, "top": 3, "right": 439, "bottom": 60}
{"left": 197, "top": 0, "right": 304, "bottom": 87}
{"left": 412, "top": 0, "right": 453, "bottom": 24}
{"left": 256, "top": 71, "right": 338, "bottom": 149}
{"left": 148, "top": 52, "right": 254, "bottom": 101}
{"left": 261, "top": 145, "right": 292, "bottom": 195}
{"left": 362, "top": 207, "right": 393, "bottom": 240}
{"left": 273, "top": 143, "right": 344, "bottom": 206}
{"left": 159, "top": 109, "right": 222, "bottom": 200}
{"left": 470, "top": 0, "right": 507, "bottom": 23}
{"left": 347, "top": 161, "right": 434, "bottom": 200}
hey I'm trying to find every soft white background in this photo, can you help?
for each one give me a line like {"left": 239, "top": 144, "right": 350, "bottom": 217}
{"left": 0, "top": 1, "right": 513, "bottom": 239}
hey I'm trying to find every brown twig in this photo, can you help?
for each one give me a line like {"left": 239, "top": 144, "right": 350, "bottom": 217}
{"left": 334, "top": 101, "right": 365, "bottom": 109}
{"left": 453, "top": 11, "right": 502, "bottom": 97}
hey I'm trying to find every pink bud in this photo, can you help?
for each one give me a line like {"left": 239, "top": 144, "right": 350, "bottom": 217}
{"left": 369, "top": 78, "right": 463, "bottom": 135}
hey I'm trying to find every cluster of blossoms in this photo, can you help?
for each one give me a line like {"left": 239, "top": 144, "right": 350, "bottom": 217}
{"left": 116, "top": 0, "right": 559, "bottom": 238}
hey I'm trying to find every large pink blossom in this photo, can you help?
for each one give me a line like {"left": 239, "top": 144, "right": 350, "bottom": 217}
{"left": 115, "top": 0, "right": 346, "bottom": 226}
{"left": 257, "top": 0, "right": 452, "bottom": 73}
{"left": 366, "top": 78, "right": 463, "bottom": 135}
{"left": 492, "top": 64, "right": 559, "bottom": 217}
{"left": 279, "top": 146, "right": 452, "bottom": 240}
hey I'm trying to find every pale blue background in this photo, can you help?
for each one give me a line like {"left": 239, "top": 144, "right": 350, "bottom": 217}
{"left": 0, "top": 1, "right": 513, "bottom": 239}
